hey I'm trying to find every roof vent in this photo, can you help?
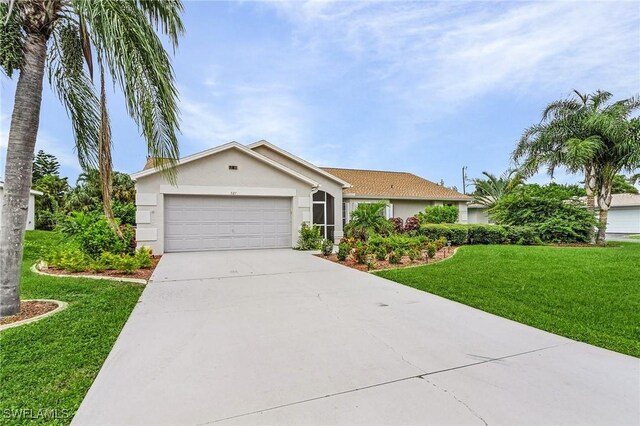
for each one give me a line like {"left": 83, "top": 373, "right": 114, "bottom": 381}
{"left": 228, "top": 165, "right": 238, "bottom": 170}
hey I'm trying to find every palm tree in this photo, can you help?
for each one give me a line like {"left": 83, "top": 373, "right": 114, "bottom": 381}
{"left": 0, "top": 0, "right": 184, "bottom": 317}
{"left": 472, "top": 169, "right": 523, "bottom": 208}
{"left": 345, "top": 201, "right": 393, "bottom": 238}
{"left": 514, "top": 90, "right": 640, "bottom": 243}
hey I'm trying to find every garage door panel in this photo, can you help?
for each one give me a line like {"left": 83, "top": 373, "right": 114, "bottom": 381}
{"left": 164, "top": 195, "right": 292, "bottom": 252}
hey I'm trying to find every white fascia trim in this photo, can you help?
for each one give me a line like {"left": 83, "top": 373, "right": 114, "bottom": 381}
{"left": 0, "top": 183, "right": 43, "bottom": 196}
{"left": 248, "top": 140, "right": 352, "bottom": 189}
{"left": 131, "top": 141, "right": 320, "bottom": 187}
{"left": 160, "top": 185, "right": 297, "bottom": 197}
{"left": 343, "top": 194, "right": 473, "bottom": 202}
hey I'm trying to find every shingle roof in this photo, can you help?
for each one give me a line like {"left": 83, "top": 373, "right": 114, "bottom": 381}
{"left": 322, "top": 167, "right": 471, "bottom": 200}
{"left": 580, "top": 193, "right": 640, "bottom": 207}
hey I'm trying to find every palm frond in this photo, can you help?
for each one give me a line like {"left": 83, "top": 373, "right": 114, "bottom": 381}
{"left": 48, "top": 22, "right": 100, "bottom": 170}
{"left": 74, "top": 0, "right": 183, "bottom": 180}
{"left": 0, "top": 1, "right": 24, "bottom": 77}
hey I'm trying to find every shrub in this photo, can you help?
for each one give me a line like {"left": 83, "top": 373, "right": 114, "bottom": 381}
{"left": 389, "top": 217, "right": 404, "bottom": 234}
{"left": 337, "top": 243, "right": 350, "bottom": 261}
{"left": 345, "top": 201, "right": 394, "bottom": 238}
{"left": 407, "top": 248, "right": 421, "bottom": 262}
{"left": 434, "top": 237, "right": 447, "bottom": 250}
{"left": 489, "top": 184, "right": 596, "bottom": 243}
{"left": 352, "top": 240, "right": 369, "bottom": 264}
{"left": 418, "top": 224, "right": 468, "bottom": 245}
{"left": 417, "top": 205, "right": 459, "bottom": 224}
{"left": 134, "top": 247, "right": 154, "bottom": 268}
{"left": 467, "top": 225, "right": 507, "bottom": 244}
{"left": 504, "top": 226, "right": 540, "bottom": 245}
{"left": 113, "top": 201, "right": 136, "bottom": 226}
{"left": 45, "top": 245, "right": 90, "bottom": 272}
{"left": 403, "top": 216, "right": 420, "bottom": 233}
{"left": 388, "top": 251, "right": 402, "bottom": 264}
{"left": 58, "top": 211, "right": 134, "bottom": 258}
{"left": 296, "top": 223, "right": 323, "bottom": 250}
{"left": 374, "top": 245, "right": 387, "bottom": 261}
{"left": 320, "top": 239, "right": 334, "bottom": 256}
{"left": 425, "top": 242, "right": 437, "bottom": 259}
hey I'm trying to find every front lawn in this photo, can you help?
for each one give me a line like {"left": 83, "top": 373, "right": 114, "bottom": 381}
{"left": 0, "top": 231, "right": 143, "bottom": 425}
{"left": 375, "top": 243, "right": 640, "bottom": 357}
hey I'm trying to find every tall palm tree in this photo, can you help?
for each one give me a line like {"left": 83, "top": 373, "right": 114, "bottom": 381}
{"left": 472, "top": 169, "right": 523, "bottom": 208}
{"left": 0, "top": 0, "right": 184, "bottom": 317}
{"left": 514, "top": 90, "right": 640, "bottom": 243}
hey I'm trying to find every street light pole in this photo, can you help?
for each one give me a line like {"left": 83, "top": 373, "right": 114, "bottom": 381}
{"left": 462, "top": 166, "right": 468, "bottom": 195}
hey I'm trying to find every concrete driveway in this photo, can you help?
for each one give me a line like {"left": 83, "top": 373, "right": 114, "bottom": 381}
{"left": 73, "top": 250, "right": 639, "bottom": 425}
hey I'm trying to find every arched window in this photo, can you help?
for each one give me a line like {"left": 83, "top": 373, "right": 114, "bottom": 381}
{"left": 312, "top": 190, "right": 335, "bottom": 241}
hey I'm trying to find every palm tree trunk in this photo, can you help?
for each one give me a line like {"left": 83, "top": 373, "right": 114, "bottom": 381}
{"left": 596, "top": 186, "right": 612, "bottom": 244}
{"left": 98, "top": 69, "right": 123, "bottom": 238}
{"left": 0, "top": 33, "right": 48, "bottom": 317}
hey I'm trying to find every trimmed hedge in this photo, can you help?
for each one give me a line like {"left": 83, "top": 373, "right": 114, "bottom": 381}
{"left": 418, "top": 223, "right": 541, "bottom": 245}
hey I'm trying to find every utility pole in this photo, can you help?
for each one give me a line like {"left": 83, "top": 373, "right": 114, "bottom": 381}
{"left": 462, "top": 166, "right": 468, "bottom": 194}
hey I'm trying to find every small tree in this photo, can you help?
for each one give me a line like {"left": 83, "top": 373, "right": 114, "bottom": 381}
{"left": 32, "top": 150, "right": 60, "bottom": 182}
{"left": 345, "top": 201, "right": 393, "bottom": 238}
{"left": 472, "top": 170, "right": 523, "bottom": 208}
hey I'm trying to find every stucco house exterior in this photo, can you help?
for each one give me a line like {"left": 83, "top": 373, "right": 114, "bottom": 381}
{"left": 131, "top": 140, "right": 471, "bottom": 254}
{"left": 0, "top": 183, "right": 43, "bottom": 231}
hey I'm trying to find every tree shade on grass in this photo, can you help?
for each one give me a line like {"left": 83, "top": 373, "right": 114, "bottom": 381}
{"left": 375, "top": 244, "right": 640, "bottom": 357}
{"left": 0, "top": 231, "right": 143, "bottom": 424}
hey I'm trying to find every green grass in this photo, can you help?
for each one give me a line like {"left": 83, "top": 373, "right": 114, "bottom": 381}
{"left": 629, "top": 235, "right": 640, "bottom": 240}
{"left": 375, "top": 243, "right": 640, "bottom": 357}
{"left": 0, "top": 231, "right": 143, "bottom": 425}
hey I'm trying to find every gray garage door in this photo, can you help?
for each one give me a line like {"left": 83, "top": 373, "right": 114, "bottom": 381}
{"left": 164, "top": 195, "right": 292, "bottom": 252}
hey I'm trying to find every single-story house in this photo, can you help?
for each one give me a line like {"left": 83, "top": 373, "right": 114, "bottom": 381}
{"left": 131, "top": 140, "right": 471, "bottom": 254}
{"left": 0, "top": 182, "right": 43, "bottom": 231}
{"left": 467, "top": 193, "right": 640, "bottom": 234}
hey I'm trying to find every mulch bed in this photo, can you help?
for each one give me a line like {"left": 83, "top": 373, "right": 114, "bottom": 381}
{"left": 316, "top": 247, "right": 456, "bottom": 272}
{"left": 0, "top": 301, "right": 59, "bottom": 326}
{"left": 41, "top": 256, "right": 160, "bottom": 281}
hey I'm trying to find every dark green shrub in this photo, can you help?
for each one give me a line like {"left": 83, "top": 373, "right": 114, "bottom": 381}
{"left": 490, "top": 185, "right": 596, "bottom": 243}
{"left": 58, "top": 211, "right": 134, "bottom": 257}
{"left": 320, "top": 238, "right": 334, "bottom": 256}
{"left": 418, "top": 224, "right": 468, "bottom": 245}
{"left": 345, "top": 201, "right": 393, "bottom": 237}
{"left": 467, "top": 224, "right": 507, "bottom": 244}
{"left": 374, "top": 245, "right": 387, "bottom": 261}
{"left": 504, "top": 226, "right": 540, "bottom": 245}
{"left": 417, "top": 205, "right": 459, "bottom": 224}
{"left": 296, "top": 223, "right": 322, "bottom": 250}
{"left": 337, "top": 243, "right": 350, "bottom": 261}
{"left": 113, "top": 201, "right": 136, "bottom": 226}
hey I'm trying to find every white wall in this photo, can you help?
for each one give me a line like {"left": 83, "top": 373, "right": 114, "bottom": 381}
{"left": 134, "top": 147, "right": 315, "bottom": 254}
{"left": 467, "top": 207, "right": 490, "bottom": 224}
{"left": 0, "top": 187, "right": 36, "bottom": 230}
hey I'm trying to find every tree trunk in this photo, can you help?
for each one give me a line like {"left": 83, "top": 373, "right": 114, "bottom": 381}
{"left": 584, "top": 165, "right": 597, "bottom": 243}
{"left": 98, "top": 69, "right": 123, "bottom": 238}
{"left": 596, "top": 185, "right": 612, "bottom": 244}
{"left": 0, "top": 34, "right": 48, "bottom": 317}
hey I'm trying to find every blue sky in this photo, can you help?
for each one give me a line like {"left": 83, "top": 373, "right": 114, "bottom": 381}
{"left": 1, "top": 0, "right": 639, "bottom": 191}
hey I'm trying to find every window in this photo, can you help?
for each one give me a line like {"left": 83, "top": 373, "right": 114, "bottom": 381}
{"left": 312, "top": 190, "right": 335, "bottom": 241}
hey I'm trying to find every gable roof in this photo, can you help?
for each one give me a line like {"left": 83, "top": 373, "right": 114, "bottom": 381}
{"left": 322, "top": 167, "right": 471, "bottom": 201}
{"left": 247, "top": 140, "right": 351, "bottom": 188}
{"left": 130, "top": 142, "right": 320, "bottom": 186}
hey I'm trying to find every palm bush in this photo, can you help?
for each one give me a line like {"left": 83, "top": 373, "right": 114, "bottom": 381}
{"left": 344, "top": 201, "right": 393, "bottom": 238}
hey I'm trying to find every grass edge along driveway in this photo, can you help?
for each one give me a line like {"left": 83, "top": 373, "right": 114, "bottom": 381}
{"left": 375, "top": 243, "right": 640, "bottom": 357}
{"left": 0, "top": 231, "right": 143, "bottom": 425}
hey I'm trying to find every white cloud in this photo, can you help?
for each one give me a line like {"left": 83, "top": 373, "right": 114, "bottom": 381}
{"left": 268, "top": 0, "right": 640, "bottom": 115}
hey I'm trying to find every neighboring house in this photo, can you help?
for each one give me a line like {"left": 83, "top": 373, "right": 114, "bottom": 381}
{"left": 468, "top": 193, "right": 640, "bottom": 234}
{"left": 585, "top": 193, "right": 640, "bottom": 234}
{"left": 0, "top": 183, "right": 43, "bottom": 230}
{"left": 131, "top": 140, "right": 471, "bottom": 254}
{"left": 467, "top": 203, "right": 491, "bottom": 224}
